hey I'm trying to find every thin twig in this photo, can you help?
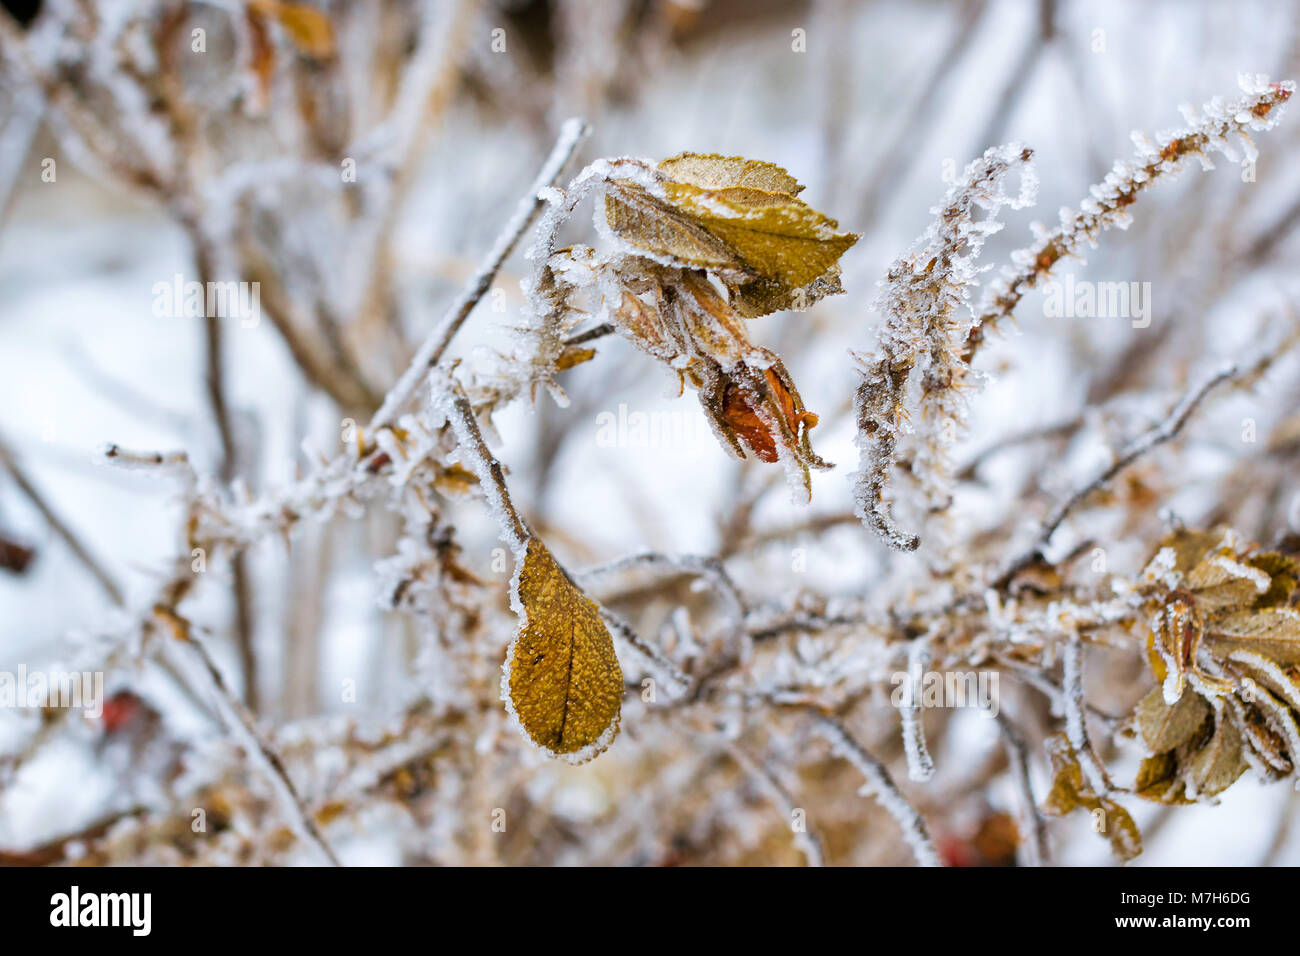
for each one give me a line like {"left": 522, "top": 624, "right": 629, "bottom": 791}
{"left": 166, "top": 630, "right": 342, "bottom": 866}
{"left": 995, "top": 364, "right": 1240, "bottom": 586}
{"left": 812, "top": 712, "right": 942, "bottom": 867}
{"left": 579, "top": 551, "right": 748, "bottom": 623}
{"left": 854, "top": 0, "right": 989, "bottom": 224}
{"left": 600, "top": 608, "right": 689, "bottom": 692}
{"left": 562, "top": 321, "right": 615, "bottom": 348}
{"left": 726, "top": 742, "right": 826, "bottom": 867}
{"left": 370, "top": 118, "right": 590, "bottom": 431}
{"left": 435, "top": 372, "right": 528, "bottom": 549}
{"left": 0, "top": 437, "right": 124, "bottom": 605}
{"left": 994, "top": 710, "right": 1050, "bottom": 866}
{"left": 1062, "top": 631, "right": 1112, "bottom": 796}
{"left": 186, "top": 219, "right": 259, "bottom": 713}
{"left": 970, "top": 0, "right": 1055, "bottom": 152}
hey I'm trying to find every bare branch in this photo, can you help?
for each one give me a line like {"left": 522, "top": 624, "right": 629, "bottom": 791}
{"left": 371, "top": 118, "right": 591, "bottom": 431}
{"left": 812, "top": 712, "right": 942, "bottom": 867}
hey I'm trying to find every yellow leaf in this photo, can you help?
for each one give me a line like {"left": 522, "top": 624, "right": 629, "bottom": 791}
{"left": 1225, "top": 649, "right": 1300, "bottom": 711}
{"left": 1134, "top": 752, "right": 1193, "bottom": 804}
{"left": 1247, "top": 551, "right": 1300, "bottom": 608}
{"left": 658, "top": 152, "right": 805, "bottom": 194}
{"left": 1147, "top": 592, "right": 1203, "bottom": 703}
{"left": 1148, "top": 529, "right": 1226, "bottom": 575}
{"left": 505, "top": 538, "right": 623, "bottom": 762}
{"left": 1100, "top": 800, "right": 1143, "bottom": 862}
{"left": 604, "top": 152, "right": 858, "bottom": 316}
{"left": 604, "top": 190, "right": 741, "bottom": 274}
{"left": 555, "top": 345, "right": 596, "bottom": 371}
{"left": 662, "top": 182, "right": 857, "bottom": 288}
{"left": 248, "top": 1, "right": 335, "bottom": 58}
{"left": 1042, "top": 735, "right": 1143, "bottom": 860}
{"left": 1183, "top": 711, "right": 1248, "bottom": 797}
{"left": 1186, "top": 548, "right": 1271, "bottom": 610}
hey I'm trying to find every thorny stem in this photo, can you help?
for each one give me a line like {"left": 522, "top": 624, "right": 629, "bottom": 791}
{"left": 854, "top": 146, "right": 1035, "bottom": 552}
{"left": 963, "top": 82, "right": 1294, "bottom": 365}
{"left": 370, "top": 118, "right": 591, "bottom": 432}
{"left": 853, "top": 364, "right": 920, "bottom": 551}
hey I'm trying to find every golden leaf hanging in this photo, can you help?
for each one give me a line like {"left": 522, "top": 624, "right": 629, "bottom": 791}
{"left": 1136, "top": 686, "right": 1208, "bottom": 753}
{"left": 504, "top": 537, "right": 623, "bottom": 762}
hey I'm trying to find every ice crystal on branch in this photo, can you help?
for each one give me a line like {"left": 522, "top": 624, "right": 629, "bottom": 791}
{"left": 966, "top": 75, "right": 1294, "bottom": 363}
{"left": 852, "top": 144, "right": 1037, "bottom": 551}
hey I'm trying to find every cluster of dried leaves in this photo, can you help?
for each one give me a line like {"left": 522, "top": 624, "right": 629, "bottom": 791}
{"left": 1133, "top": 529, "right": 1300, "bottom": 802}
{"left": 541, "top": 153, "right": 857, "bottom": 497}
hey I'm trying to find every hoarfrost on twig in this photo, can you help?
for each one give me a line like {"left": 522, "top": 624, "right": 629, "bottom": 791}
{"left": 813, "top": 712, "right": 941, "bottom": 867}
{"left": 900, "top": 637, "right": 936, "bottom": 782}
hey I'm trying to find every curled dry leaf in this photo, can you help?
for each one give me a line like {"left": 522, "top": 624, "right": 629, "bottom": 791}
{"left": 1131, "top": 528, "right": 1300, "bottom": 801}
{"left": 504, "top": 537, "right": 623, "bottom": 763}
{"left": 1042, "top": 734, "right": 1142, "bottom": 861}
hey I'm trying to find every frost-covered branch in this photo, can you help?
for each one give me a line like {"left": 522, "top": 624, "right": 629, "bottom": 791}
{"left": 1061, "top": 631, "right": 1113, "bottom": 797}
{"left": 165, "top": 631, "right": 342, "bottom": 866}
{"left": 900, "top": 637, "right": 936, "bottom": 782}
{"left": 965, "top": 76, "right": 1294, "bottom": 363}
{"left": 852, "top": 144, "right": 1036, "bottom": 551}
{"left": 371, "top": 118, "right": 591, "bottom": 431}
{"left": 813, "top": 713, "right": 941, "bottom": 867}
